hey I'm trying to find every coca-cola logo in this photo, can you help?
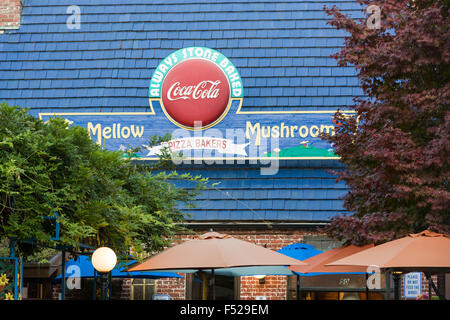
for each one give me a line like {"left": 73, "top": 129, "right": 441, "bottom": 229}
{"left": 149, "top": 47, "right": 243, "bottom": 130}
{"left": 167, "top": 80, "right": 221, "bottom": 101}
{"left": 161, "top": 59, "right": 230, "bottom": 129}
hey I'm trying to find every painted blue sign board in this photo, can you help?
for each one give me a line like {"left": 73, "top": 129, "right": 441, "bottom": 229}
{"left": 38, "top": 108, "right": 351, "bottom": 161}
{"left": 38, "top": 47, "right": 353, "bottom": 162}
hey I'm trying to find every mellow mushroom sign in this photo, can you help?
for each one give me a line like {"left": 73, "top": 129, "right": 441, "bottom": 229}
{"left": 39, "top": 47, "right": 353, "bottom": 162}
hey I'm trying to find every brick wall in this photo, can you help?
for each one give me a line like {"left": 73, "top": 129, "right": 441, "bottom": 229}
{"left": 0, "top": 0, "right": 22, "bottom": 30}
{"left": 154, "top": 276, "right": 186, "bottom": 300}
{"left": 240, "top": 275, "right": 288, "bottom": 300}
{"left": 121, "top": 279, "right": 131, "bottom": 300}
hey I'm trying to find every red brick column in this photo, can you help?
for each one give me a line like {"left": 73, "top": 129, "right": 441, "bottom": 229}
{"left": 240, "top": 275, "right": 288, "bottom": 300}
{"left": 154, "top": 276, "right": 186, "bottom": 300}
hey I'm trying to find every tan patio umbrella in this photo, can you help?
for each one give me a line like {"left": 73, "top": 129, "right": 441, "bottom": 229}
{"left": 326, "top": 230, "right": 450, "bottom": 272}
{"left": 326, "top": 230, "right": 450, "bottom": 300}
{"left": 288, "top": 244, "right": 374, "bottom": 274}
{"left": 128, "top": 232, "right": 306, "bottom": 299}
{"left": 287, "top": 244, "right": 376, "bottom": 301}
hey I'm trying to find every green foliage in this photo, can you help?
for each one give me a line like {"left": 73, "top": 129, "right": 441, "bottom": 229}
{"left": 22, "top": 247, "right": 59, "bottom": 264}
{"left": 0, "top": 103, "right": 207, "bottom": 259}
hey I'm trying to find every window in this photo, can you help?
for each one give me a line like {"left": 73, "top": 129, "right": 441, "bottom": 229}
{"left": 130, "top": 279, "right": 156, "bottom": 300}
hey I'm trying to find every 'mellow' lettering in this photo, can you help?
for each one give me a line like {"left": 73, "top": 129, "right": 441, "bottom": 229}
{"left": 87, "top": 122, "right": 144, "bottom": 146}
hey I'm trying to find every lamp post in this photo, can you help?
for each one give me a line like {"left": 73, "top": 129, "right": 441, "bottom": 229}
{"left": 91, "top": 247, "right": 117, "bottom": 300}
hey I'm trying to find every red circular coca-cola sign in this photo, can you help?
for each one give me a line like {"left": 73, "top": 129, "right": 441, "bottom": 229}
{"left": 161, "top": 59, "right": 230, "bottom": 129}
{"left": 149, "top": 47, "right": 243, "bottom": 130}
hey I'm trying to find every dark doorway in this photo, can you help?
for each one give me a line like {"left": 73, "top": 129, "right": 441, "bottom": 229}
{"left": 213, "top": 275, "right": 235, "bottom": 300}
{"left": 187, "top": 272, "right": 237, "bottom": 300}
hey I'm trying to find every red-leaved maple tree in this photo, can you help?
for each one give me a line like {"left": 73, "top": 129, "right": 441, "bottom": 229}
{"left": 322, "top": 0, "right": 449, "bottom": 244}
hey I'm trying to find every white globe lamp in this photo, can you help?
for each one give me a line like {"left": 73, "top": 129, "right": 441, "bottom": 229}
{"left": 92, "top": 247, "right": 117, "bottom": 273}
{"left": 92, "top": 247, "right": 117, "bottom": 300}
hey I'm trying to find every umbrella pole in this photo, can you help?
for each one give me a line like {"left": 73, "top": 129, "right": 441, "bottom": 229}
{"left": 211, "top": 268, "right": 215, "bottom": 300}
{"left": 202, "top": 272, "right": 208, "bottom": 300}
{"left": 427, "top": 273, "right": 432, "bottom": 300}
{"left": 392, "top": 272, "right": 401, "bottom": 300}
{"left": 365, "top": 273, "right": 369, "bottom": 300}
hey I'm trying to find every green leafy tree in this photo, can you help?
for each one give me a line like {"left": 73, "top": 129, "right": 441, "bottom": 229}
{"left": 0, "top": 103, "right": 206, "bottom": 259}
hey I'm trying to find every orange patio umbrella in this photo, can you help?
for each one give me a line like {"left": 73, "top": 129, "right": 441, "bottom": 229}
{"left": 326, "top": 230, "right": 450, "bottom": 273}
{"left": 128, "top": 232, "right": 306, "bottom": 299}
{"left": 288, "top": 244, "right": 374, "bottom": 275}
{"left": 326, "top": 230, "right": 450, "bottom": 300}
{"left": 129, "top": 232, "right": 305, "bottom": 271}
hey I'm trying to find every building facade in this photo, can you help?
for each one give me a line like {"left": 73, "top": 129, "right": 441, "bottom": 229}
{"left": 0, "top": 0, "right": 403, "bottom": 300}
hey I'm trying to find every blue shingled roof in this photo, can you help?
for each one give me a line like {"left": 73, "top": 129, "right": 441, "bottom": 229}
{"left": 0, "top": 0, "right": 365, "bottom": 113}
{"left": 0, "top": 0, "right": 362, "bottom": 223}
{"left": 172, "top": 161, "right": 350, "bottom": 222}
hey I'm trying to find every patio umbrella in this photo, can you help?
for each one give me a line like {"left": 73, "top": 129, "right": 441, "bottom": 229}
{"left": 286, "top": 244, "right": 375, "bottom": 301}
{"left": 277, "top": 243, "right": 323, "bottom": 261}
{"left": 201, "top": 243, "right": 321, "bottom": 277}
{"left": 288, "top": 244, "right": 374, "bottom": 276}
{"left": 326, "top": 230, "right": 450, "bottom": 300}
{"left": 205, "top": 265, "right": 296, "bottom": 276}
{"left": 326, "top": 230, "right": 450, "bottom": 272}
{"left": 138, "top": 266, "right": 297, "bottom": 277}
{"left": 206, "top": 243, "right": 324, "bottom": 277}
{"left": 128, "top": 232, "right": 306, "bottom": 299}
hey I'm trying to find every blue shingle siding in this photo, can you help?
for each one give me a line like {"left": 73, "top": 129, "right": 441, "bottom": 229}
{"left": 0, "top": 0, "right": 363, "bottom": 223}
{"left": 0, "top": 0, "right": 364, "bottom": 113}
{"left": 171, "top": 161, "right": 349, "bottom": 223}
